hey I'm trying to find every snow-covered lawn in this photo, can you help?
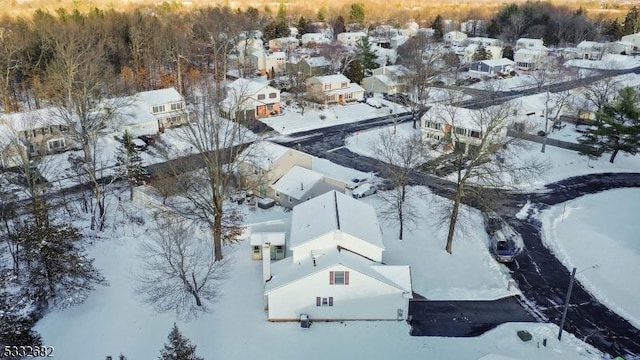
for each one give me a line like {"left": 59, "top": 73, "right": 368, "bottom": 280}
{"left": 539, "top": 189, "right": 640, "bottom": 329}
{"left": 33, "top": 187, "right": 604, "bottom": 359}
{"left": 260, "top": 101, "right": 408, "bottom": 135}
{"left": 345, "top": 122, "right": 640, "bottom": 189}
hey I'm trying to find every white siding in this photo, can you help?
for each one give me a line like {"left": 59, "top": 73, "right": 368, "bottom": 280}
{"left": 267, "top": 264, "right": 408, "bottom": 320}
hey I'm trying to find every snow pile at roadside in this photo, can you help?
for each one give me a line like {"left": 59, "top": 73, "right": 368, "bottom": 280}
{"left": 539, "top": 188, "right": 640, "bottom": 329}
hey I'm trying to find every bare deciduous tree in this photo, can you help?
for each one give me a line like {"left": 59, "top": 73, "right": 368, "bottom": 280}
{"left": 425, "top": 93, "right": 548, "bottom": 254}
{"left": 372, "top": 128, "right": 430, "bottom": 240}
{"left": 136, "top": 215, "right": 225, "bottom": 319}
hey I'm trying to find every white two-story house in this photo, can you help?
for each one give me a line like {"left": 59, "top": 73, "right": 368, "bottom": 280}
{"left": 262, "top": 190, "right": 412, "bottom": 321}
{"left": 337, "top": 32, "right": 367, "bottom": 47}
{"left": 136, "top": 87, "right": 188, "bottom": 130}
{"left": 306, "top": 74, "right": 365, "bottom": 105}
{"left": 221, "top": 78, "right": 281, "bottom": 121}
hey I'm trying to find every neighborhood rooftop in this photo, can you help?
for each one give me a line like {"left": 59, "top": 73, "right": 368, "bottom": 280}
{"left": 289, "top": 190, "right": 385, "bottom": 251}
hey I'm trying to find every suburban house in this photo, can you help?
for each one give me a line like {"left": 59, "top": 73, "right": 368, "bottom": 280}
{"left": 337, "top": 31, "right": 367, "bottom": 47}
{"left": 306, "top": 74, "right": 365, "bottom": 105}
{"left": 515, "top": 38, "right": 545, "bottom": 51}
{"left": 576, "top": 41, "right": 607, "bottom": 60}
{"left": 463, "top": 44, "right": 503, "bottom": 63}
{"left": 361, "top": 65, "right": 409, "bottom": 94}
{"left": 271, "top": 166, "right": 345, "bottom": 208}
{"left": 268, "top": 37, "right": 299, "bottom": 52}
{"left": 421, "top": 103, "right": 508, "bottom": 154}
{"left": 0, "top": 124, "right": 26, "bottom": 168}
{"left": 621, "top": 32, "right": 640, "bottom": 50}
{"left": 444, "top": 31, "right": 468, "bottom": 47}
{"left": 286, "top": 56, "right": 332, "bottom": 78}
{"left": 607, "top": 41, "right": 635, "bottom": 55}
{"left": 514, "top": 48, "right": 549, "bottom": 70}
{"left": 262, "top": 190, "right": 412, "bottom": 321}
{"left": 248, "top": 50, "right": 286, "bottom": 76}
{"left": 0, "top": 107, "right": 77, "bottom": 158}
{"left": 467, "top": 37, "right": 503, "bottom": 48}
{"left": 235, "top": 37, "right": 264, "bottom": 64}
{"left": 220, "top": 78, "right": 280, "bottom": 121}
{"left": 468, "top": 58, "right": 515, "bottom": 77}
{"left": 239, "top": 141, "right": 312, "bottom": 198}
{"left": 135, "top": 88, "right": 188, "bottom": 130}
{"left": 301, "top": 33, "right": 330, "bottom": 46}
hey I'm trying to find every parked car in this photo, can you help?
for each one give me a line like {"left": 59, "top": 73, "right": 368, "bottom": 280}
{"left": 365, "top": 97, "right": 383, "bottom": 108}
{"left": 491, "top": 230, "right": 515, "bottom": 263}
{"left": 352, "top": 183, "right": 377, "bottom": 199}
{"left": 346, "top": 177, "right": 368, "bottom": 190}
{"left": 132, "top": 138, "right": 148, "bottom": 151}
{"left": 377, "top": 179, "right": 394, "bottom": 191}
{"left": 138, "top": 135, "right": 156, "bottom": 145}
{"left": 483, "top": 212, "right": 503, "bottom": 235}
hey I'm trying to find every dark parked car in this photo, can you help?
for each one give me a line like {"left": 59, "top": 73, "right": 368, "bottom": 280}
{"left": 138, "top": 135, "right": 156, "bottom": 145}
{"left": 491, "top": 231, "right": 515, "bottom": 263}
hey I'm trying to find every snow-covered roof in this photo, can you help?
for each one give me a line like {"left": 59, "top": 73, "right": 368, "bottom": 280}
{"left": 249, "top": 232, "right": 286, "bottom": 246}
{"left": 136, "top": 87, "right": 183, "bottom": 107}
{"left": 303, "top": 56, "right": 331, "bottom": 67}
{"left": 366, "top": 74, "right": 399, "bottom": 87}
{"left": 327, "top": 82, "right": 365, "bottom": 95}
{"left": 313, "top": 74, "right": 351, "bottom": 84}
{"left": 271, "top": 166, "right": 324, "bottom": 200}
{"left": 0, "top": 124, "right": 21, "bottom": 149}
{"left": 423, "top": 104, "right": 483, "bottom": 131}
{"left": 478, "top": 58, "right": 515, "bottom": 67}
{"left": 515, "top": 48, "right": 548, "bottom": 56}
{"left": 311, "top": 157, "right": 369, "bottom": 183}
{"left": 265, "top": 248, "right": 411, "bottom": 294}
{"left": 577, "top": 41, "right": 605, "bottom": 49}
{"left": 289, "top": 190, "right": 384, "bottom": 250}
{"left": 226, "top": 78, "right": 270, "bottom": 96}
{"left": 1, "top": 107, "right": 69, "bottom": 132}
{"left": 241, "top": 141, "right": 291, "bottom": 170}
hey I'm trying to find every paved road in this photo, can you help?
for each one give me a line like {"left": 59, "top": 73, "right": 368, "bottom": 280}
{"left": 409, "top": 296, "right": 536, "bottom": 337}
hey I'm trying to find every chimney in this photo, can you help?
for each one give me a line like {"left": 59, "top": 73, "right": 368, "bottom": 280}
{"left": 262, "top": 242, "right": 271, "bottom": 283}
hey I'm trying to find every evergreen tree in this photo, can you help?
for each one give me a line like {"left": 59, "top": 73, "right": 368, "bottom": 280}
{"left": 623, "top": 6, "right": 640, "bottom": 35}
{"left": 296, "top": 16, "right": 308, "bottom": 37}
{"left": 116, "top": 131, "right": 146, "bottom": 201}
{"left": 431, "top": 14, "right": 444, "bottom": 41}
{"left": 578, "top": 87, "right": 640, "bottom": 163}
{"left": 16, "top": 221, "right": 106, "bottom": 308}
{"left": 343, "top": 58, "right": 364, "bottom": 84}
{"left": 349, "top": 3, "right": 365, "bottom": 24}
{"left": 332, "top": 16, "right": 346, "bottom": 39}
{"left": 472, "top": 44, "right": 491, "bottom": 61}
{"left": 356, "top": 37, "right": 376, "bottom": 74}
{"left": 317, "top": 7, "right": 326, "bottom": 22}
{"left": 159, "top": 323, "right": 203, "bottom": 360}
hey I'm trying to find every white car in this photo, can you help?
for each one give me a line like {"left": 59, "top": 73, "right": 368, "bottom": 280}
{"left": 352, "top": 183, "right": 377, "bottom": 199}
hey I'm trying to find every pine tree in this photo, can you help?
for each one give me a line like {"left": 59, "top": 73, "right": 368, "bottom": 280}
{"left": 431, "top": 14, "right": 444, "bottom": 41}
{"left": 472, "top": 44, "right": 491, "bottom": 61}
{"left": 116, "top": 131, "right": 146, "bottom": 201}
{"left": 355, "top": 37, "right": 377, "bottom": 75}
{"left": 159, "top": 323, "right": 203, "bottom": 360}
{"left": 578, "top": 87, "right": 640, "bottom": 163}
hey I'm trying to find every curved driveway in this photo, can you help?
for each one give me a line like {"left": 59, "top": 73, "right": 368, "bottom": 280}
{"left": 284, "top": 132, "right": 640, "bottom": 358}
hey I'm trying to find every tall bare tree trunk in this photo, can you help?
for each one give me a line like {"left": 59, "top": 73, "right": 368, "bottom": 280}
{"left": 445, "top": 184, "right": 464, "bottom": 254}
{"left": 213, "top": 213, "right": 223, "bottom": 262}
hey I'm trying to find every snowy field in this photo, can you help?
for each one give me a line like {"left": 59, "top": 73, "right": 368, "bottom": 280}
{"left": 33, "top": 186, "right": 605, "bottom": 359}
{"left": 538, "top": 189, "right": 640, "bottom": 329}
{"left": 345, "top": 122, "right": 640, "bottom": 189}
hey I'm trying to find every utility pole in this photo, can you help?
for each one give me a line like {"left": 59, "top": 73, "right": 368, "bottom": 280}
{"left": 558, "top": 267, "right": 577, "bottom": 341}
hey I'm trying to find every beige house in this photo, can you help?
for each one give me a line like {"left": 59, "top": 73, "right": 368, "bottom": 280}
{"left": 337, "top": 32, "right": 367, "bottom": 47}
{"left": 362, "top": 65, "right": 410, "bottom": 94}
{"left": 577, "top": 41, "right": 607, "bottom": 61}
{"left": 239, "top": 141, "right": 312, "bottom": 198}
{"left": 514, "top": 48, "right": 549, "bottom": 70}
{"left": 0, "top": 107, "right": 77, "bottom": 158}
{"left": 306, "top": 74, "right": 365, "bottom": 105}
{"left": 249, "top": 50, "right": 286, "bottom": 76}
{"left": 0, "top": 124, "right": 26, "bottom": 168}
{"left": 286, "top": 56, "right": 332, "bottom": 79}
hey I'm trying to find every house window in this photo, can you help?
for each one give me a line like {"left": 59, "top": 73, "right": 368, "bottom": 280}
{"left": 152, "top": 105, "right": 166, "bottom": 113}
{"left": 324, "top": 84, "right": 331, "bottom": 91}
{"left": 288, "top": 196, "right": 293, "bottom": 203}
{"left": 275, "top": 190, "right": 280, "bottom": 197}
{"left": 60, "top": 125, "right": 69, "bottom": 132}
{"left": 345, "top": 93, "right": 353, "bottom": 100}
{"left": 455, "top": 127, "right": 467, "bottom": 136}
{"left": 330, "top": 271, "right": 349, "bottom": 285}
{"left": 470, "top": 130, "right": 481, "bottom": 138}
{"left": 267, "top": 104, "right": 274, "bottom": 110}
{"left": 252, "top": 246, "right": 261, "bottom": 254}
{"left": 47, "top": 138, "right": 66, "bottom": 151}
{"left": 341, "top": 82, "right": 348, "bottom": 88}
{"left": 258, "top": 94, "right": 266, "bottom": 100}
{"left": 171, "top": 102, "right": 183, "bottom": 111}
{"left": 269, "top": 92, "right": 277, "bottom": 99}
{"left": 275, "top": 245, "right": 284, "bottom": 254}
{"left": 316, "top": 296, "right": 334, "bottom": 307}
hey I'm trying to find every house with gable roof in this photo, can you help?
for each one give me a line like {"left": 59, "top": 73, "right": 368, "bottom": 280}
{"left": 270, "top": 165, "right": 344, "bottom": 208}
{"left": 361, "top": 65, "right": 410, "bottom": 94}
{"left": 135, "top": 87, "right": 188, "bottom": 130}
{"left": 220, "top": 78, "right": 281, "bottom": 121}
{"left": 306, "top": 74, "right": 365, "bottom": 105}
{"left": 286, "top": 56, "right": 332, "bottom": 78}
{"left": 262, "top": 190, "right": 412, "bottom": 321}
